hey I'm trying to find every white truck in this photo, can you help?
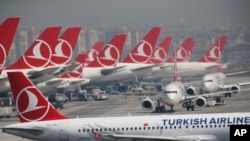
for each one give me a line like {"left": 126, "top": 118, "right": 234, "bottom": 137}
{"left": 0, "top": 97, "right": 13, "bottom": 118}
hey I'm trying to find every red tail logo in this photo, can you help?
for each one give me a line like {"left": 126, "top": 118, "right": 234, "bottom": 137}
{"left": 7, "top": 72, "right": 68, "bottom": 122}
{"left": 199, "top": 36, "right": 227, "bottom": 63}
{"left": 85, "top": 41, "right": 104, "bottom": 66}
{"left": 167, "top": 37, "right": 194, "bottom": 63}
{"left": 23, "top": 39, "right": 52, "bottom": 68}
{"left": 96, "top": 44, "right": 120, "bottom": 67}
{"left": 129, "top": 40, "right": 153, "bottom": 63}
{"left": 150, "top": 47, "right": 167, "bottom": 64}
{"left": 0, "top": 44, "right": 7, "bottom": 69}
{"left": 50, "top": 39, "right": 73, "bottom": 65}
{"left": 149, "top": 36, "right": 172, "bottom": 64}
{"left": 16, "top": 86, "right": 49, "bottom": 122}
{"left": 171, "top": 46, "right": 191, "bottom": 62}
{"left": 87, "top": 34, "right": 126, "bottom": 67}
{"left": 203, "top": 46, "right": 220, "bottom": 63}
{"left": 0, "top": 17, "right": 20, "bottom": 69}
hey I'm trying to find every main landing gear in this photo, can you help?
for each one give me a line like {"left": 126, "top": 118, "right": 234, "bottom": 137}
{"left": 183, "top": 99, "right": 194, "bottom": 111}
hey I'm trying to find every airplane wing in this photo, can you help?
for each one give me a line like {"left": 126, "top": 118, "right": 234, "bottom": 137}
{"left": 100, "top": 66, "right": 126, "bottom": 75}
{"left": 102, "top": 133, "right": 218, "bottom": 141}
{"left": 27, "top": 67, "right": 60, "bottom": 79}
{"left": 3, "top": 127, "right": 44, "bottom": 136}
{"left": 185, "top": 87, "right": 250, "bottom": 101}
{"left": 130, "top": 64, "right": 162, "bottom": 72}
{"left": 225, "top": 70, "right": 250, "bottom": 76}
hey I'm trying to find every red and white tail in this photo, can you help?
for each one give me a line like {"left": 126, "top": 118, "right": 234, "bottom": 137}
{"left": 167, "top": 37, "right": 194, "bottom": 63}
{"left": 0, "top": 17, "right": 20, "bottom": 70}
{"left": 85, "top": 41, "right": 104, "bottom": 66}
{"left": 149, "top": 36, "right": 172, "bottom": 64}
{"left": 87, "top": 34, "right": 126, "bottom": 67}
{"left": 123, "top": 27, "right": 161, "bottom": 63}
{"left": 199, "top": 35, "right": 227, "bottom": 63}
{"left": 59, "top": 53, "right": 86, "bottom": 79}
{"left": 6, "top": 27, "right": 61, "bottom": 70}
{"left": 7, "top": 71, "right": 68, "bottom": 123}
{"left": 50, "top": 27, "right": 81, "bottom": 65}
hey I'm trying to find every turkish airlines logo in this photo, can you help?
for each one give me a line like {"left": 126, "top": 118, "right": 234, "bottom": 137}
{"left": 96, "top": 44, "right": 120, "bottom": 67}
{"left": 130, "top": 40, "right": 153, "bottom": 63}
{"left": 150, "top": 47, "right": 166, "bottom": 64}
{"left": 50, "top": 39, "right": 73, "bottom": 65}
{"left": 23, "top": 39, "right": 52, "bottom": 68}
{"left": 85, "top": 49, "right": 99, "bottom": 66}
{"left": 0, "top": 43, "right": 6, "bottom": 69}
{"left": 204, "top": 46, "right": 220, "bottom": 63}
{"left": 16, "top": 86, "right": 49, "bottom": 121}
{"left": 170, "top": 47, "right": 190, "bottom": 62}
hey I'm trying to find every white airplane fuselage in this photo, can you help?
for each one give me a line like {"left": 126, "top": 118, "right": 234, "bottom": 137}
{"left": 143, "top": 62, "right": 218, "bottom": 81}
{"left": 201, "top": 72, "right": 226, "bottom": 93}
{"left": 4, "top": 112, "right": 250, "bottom": 141}
{"left": 163, "top": 81, "right": 185, "bottom": 106}
{"left": 93, "top": 63, "right": 155, "bottom": 83}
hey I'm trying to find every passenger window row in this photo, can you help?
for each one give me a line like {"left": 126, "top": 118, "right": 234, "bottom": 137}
{"left": 78, "top": 124, "right": 229, "bottom": 133}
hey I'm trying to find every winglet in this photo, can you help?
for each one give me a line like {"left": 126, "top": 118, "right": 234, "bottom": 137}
{"left": 123, "top": 27, "right": 161, "bottom": 63}
{"left": 87, "top": 34, "right": 126, "bottom": 67}
{"left": 167, "top": 37, "right": 194, "bottom": 63}
{"left": 199, "top": 35, "right": 227, "bottom": 63}
{"left": 7, "top": 71, "right": 68, "bottom": 123}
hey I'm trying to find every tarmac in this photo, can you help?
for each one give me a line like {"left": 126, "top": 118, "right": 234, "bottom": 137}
{"left": 0, "top": 76, "right": 250, "bottom": 141}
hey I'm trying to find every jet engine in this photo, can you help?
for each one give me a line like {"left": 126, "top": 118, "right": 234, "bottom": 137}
{"left": 225, "top": 85, "right": 240, "bottom": 97}
{"left": 141, "top": 97, "right": 155, "bottom": 111}
{"left": 186, "top": 86, "right": 197, "bottom": 95}
{"left": 194, "top": 96, "right": 206, "bottom": 107}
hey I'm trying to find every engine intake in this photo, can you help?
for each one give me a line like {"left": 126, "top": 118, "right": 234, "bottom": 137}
{"left": 186, "top": 86, "right": 197, "bottom": 95}
{"left": 141, "top": 97, "right": 155, "bottom": 111}
{"left": 194, "top": 96, "right": 206, "bottom": 107}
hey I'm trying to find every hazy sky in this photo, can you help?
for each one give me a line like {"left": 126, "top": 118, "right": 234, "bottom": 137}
{"left": 1, "top": 0, "right": 250, "bottom": 29}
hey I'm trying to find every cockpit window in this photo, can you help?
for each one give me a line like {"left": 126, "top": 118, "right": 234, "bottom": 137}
{"left": 164, "top": 91, "right": 177, "bottom": 94}
{"left": 203, "top": 80, "right": 213, "bottom": 82}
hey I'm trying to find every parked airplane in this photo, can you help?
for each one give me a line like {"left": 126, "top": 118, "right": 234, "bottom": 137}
{"left": 3, "top": 71, "right": 250, "bottom": 141}
{"left": 0, "top": 17, "right": 20, "bottom": 71}
{"left": 141, "top": 49, "right": 250, "bottom": 112}
{"left": 143, "top": 35, "right": 228, "bottom": 82}
{"left": 84, "top": 41, "right": 104, "bottom": 66}
{"left": 0, "top": 27, "right": 81, "bottom": 95}
{"left": 82, "top": 34, "right": 127, "bottom": 81}
{"left": 90, "top": 27, "right": 162, "bottom": 84}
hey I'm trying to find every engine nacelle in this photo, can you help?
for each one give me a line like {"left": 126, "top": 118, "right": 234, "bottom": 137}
{"left": 186, "top": 86, "right": 197, "bottom": 95}
{"left": 141, "top": 97, "right": 155, "bottom": 111}
{"left": 224, "top": 85, "right": 240, "bottom": 97}
{"left": 194, "top": 96, "right": 207, "bottom": 107}
{"left": 230, "top": 85, "right": 240, "bottom": 94}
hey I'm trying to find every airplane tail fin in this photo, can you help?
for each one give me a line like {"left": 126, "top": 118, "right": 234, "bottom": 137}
{"left": 123, "top": 27, "right": 161, "bottom": 63}
{"left": 87, "top": 34, "right": 126, "bottom": 67}
{"left": 199, "top": 35, "right": 227, "bottom": 63}
{"left": 50, "top": 27, "right": 81, "bottom": 65}
{"left": 85, "top": 41, "right": 104, "bottom": 66}
{"left": 0, "top": 17, "right": 20, "bottom": 69}
{"left": 149, "top": 36, "right": 172, "bottom": 64}
{"left": 6, "top": 27, "right": 61, "bottom": 70}
{"left": 59, "top": 53, "right": 86, "bottom": 79}
{"left": 7, "top": 71, "right": 68, "bottom": 123}
{"left": 167, "top": 37, "right": 194, "bottom": 63}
